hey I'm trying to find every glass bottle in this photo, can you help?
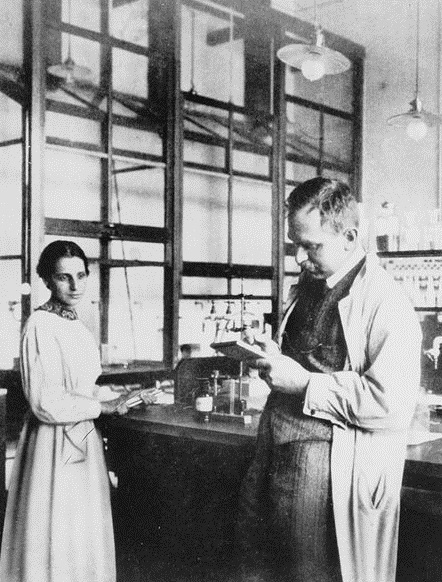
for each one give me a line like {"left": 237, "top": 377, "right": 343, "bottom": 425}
{"left": 376, "top": 202, "right": 400, "bottom": 252}
{"left": 195, "top": 379, "right": 213, "bottom": 422}
{"left": 427, "top": 209, "right": 442, "bottom": 250}
{"left": 400, "top": 211, "right": 420, "bottom": 251}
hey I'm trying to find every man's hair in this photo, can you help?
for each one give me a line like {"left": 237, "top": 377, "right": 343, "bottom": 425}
{"left": 37, "top": 240, "right": 90, "bottom": 281}
{"left": 286, "top": 177, "right": 359, "bottom": 233}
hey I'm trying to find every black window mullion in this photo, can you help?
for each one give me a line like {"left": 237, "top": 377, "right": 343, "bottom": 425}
{"left": 99, "top": 0, "right": 112, "bottom": 349}
{"left": 227, "top": 105, "right": 234, "bottom": 288}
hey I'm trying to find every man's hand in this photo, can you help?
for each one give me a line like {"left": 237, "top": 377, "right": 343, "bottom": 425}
{"left": 256, "top": 355, "right": 311, "bottom": 396}
{"left": 242, "top": 329, "right": 280, "bottom": 356}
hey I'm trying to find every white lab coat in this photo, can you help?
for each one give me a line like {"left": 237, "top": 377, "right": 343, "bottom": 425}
{"left": 278, "top": 253, "right": 422, "bottom": 582}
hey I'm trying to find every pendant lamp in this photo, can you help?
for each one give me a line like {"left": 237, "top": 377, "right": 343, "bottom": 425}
{"left": 276, "top": 0, "right": 351, "bottom": 82}
{"left": 47, "top": 0, "right": 91, "bottom": 84}
{"left": 387, "top": 0, "right": 441, "bottom": 141}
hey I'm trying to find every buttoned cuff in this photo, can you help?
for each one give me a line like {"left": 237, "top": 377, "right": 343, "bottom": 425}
{"left": 303, "top": 373, "right": 348, "bottom": 429}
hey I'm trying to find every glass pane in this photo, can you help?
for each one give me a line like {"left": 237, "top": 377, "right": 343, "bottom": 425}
{"left": 184, "top": 141, "right": 225, "bottom": 169}
{"left": 110, "top": 162, "right": 164, "bottom": 227}
{"left": 320, "top": 69, "right": 353, "bottom": 113}
{"left": 109, "top": 267, "right": 164, "bottom": 363}
{"left": 181, "top": 277, "right": 228, "bottom": 296}
{"left": 181, "top": 3, "right": 245, "bottom": 105}
{"left": 0, "top": 260, "right": 22, "bottom": 369}
{"left": 112, "top": 125, "right": 163, "bottom": 157}
{"left": 45, "top": 150, "right": 101, "bottom": 221}
{"left": 0, "top": 94, "right": 22, "bottom": 140}
{"left": 111, "top": 0, "right": 149, "bottom": 47}
{"left": 46, "top": 111, "right": 101, "bottom": 146}
{"left": 183, "top": 171, "right": 228, "bottom": 262}
{"left": 286, "top": 160, "right": 317, "bottom": 184}
{"left": 233, "top": 150, "right": 270, "bottom": 177}
{"left": 286, "top": 102, "right": 320, "bottom": 163}
{"left": 184, "top": 102, "right": 228, "bottom": 168}
{"left": 64, "top": 0, "right": 100, "bottom": 32}
{"left": 0, "top": 144, "right": 22, "bottom": 255}
{"left": 285, "top": 61, "right": 353, "bottom": 113}
{"left": 110, "top": 241, "right": 164, "bottom": 262}
{"left": 233, "top": 112, "right": 272, "bottom": 177}
{"left": 113, "top": 48, "right": 148, "bottom": 99}
{"left": 184, "top": 102, "right": 229, "bottom": 140}
{"left": 232, "top": 179, "right": 272, "bottom": 266}
{"left": 284, "top": 255, "right": 299, "bottom": 274}
{"left": 46, "top": 84, "right": 99, "bottom": 108}
{"left": 323, "top": 114, "right": 353, "bottom": 169}
{"left": 231, "top": 280, "right": 272, "bottom": 296}
{"left": 0, "top": 2, "right": 23, "bottom": 66}
{"left": 179, "top": 299, "right": 207, "bottom": 355}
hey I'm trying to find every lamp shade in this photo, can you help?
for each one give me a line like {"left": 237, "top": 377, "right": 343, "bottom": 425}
{"left": 47, "top": 57, "right": 92, "bottom": 84}
{"left": 277, "top": 25, "right": 351, "bottom": 80}
{"left": 387, "top": 97, "right": 441, "bottom": 141}
{"left": 277, "top": 43, "right": 350, "bottom": 78}
{"left": 386, "top": 0, "right": 441, "bottom": 140}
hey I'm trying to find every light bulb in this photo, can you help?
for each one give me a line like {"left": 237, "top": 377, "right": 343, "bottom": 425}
{"left": 301, "top": 56, "right": 326, "bottom": 81}
{"left": 20, "top": 282, "right": 31, "bottom": 296}
{"left": 406, "top": 118, "right": 428, "bottom": 141}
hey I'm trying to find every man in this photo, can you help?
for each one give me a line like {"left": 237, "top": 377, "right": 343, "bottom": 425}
{"left": 236, "top": 177, "right": 422, "bottom": 582}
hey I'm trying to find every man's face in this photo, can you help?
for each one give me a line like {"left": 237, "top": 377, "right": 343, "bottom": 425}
{"left": 287, "top": 205, "right": 353, "bottom": 279}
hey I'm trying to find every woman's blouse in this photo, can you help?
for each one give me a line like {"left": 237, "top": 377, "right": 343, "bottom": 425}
{"left": 20, "top": 309, "right": 102, "bottom": 424}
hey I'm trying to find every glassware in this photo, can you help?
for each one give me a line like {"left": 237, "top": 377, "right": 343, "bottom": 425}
{"left": 400, "top": 211, "right": 420, "bottom": 251}
{"left": 376, "top": 202, "right": 400, "bottom": 252}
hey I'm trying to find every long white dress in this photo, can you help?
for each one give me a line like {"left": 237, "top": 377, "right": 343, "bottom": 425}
{"left": 0, "top": 309, "right": 116, "bottom": 582}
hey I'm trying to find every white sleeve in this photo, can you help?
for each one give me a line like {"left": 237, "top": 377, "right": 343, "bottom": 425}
{"left": 20, "top": 317, "right": 102, "bottom": 424}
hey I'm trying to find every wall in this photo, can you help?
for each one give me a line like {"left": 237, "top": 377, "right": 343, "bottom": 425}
{"left": 273, "top": 0, "right": 441, "bottom": 231}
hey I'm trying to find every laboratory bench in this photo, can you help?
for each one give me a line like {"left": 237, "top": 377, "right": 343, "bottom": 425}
{"left": 99, "top": 404, "right": 442, "bottom": 582}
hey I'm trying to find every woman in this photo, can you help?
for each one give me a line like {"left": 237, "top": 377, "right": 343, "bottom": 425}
{"left": 0, "top": 240, "right": 128, "bottom": 582}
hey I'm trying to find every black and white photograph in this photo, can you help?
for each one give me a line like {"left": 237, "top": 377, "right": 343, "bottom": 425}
{"left": 0, "top": 1, "right": 441, "bottom": 581}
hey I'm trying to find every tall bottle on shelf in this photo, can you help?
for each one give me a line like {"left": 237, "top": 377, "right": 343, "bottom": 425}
{"left": 426, "top": 209, "right": 442, "bottom": 250}
{"left": 400, "top": 211, "right": 420, "bottom": 251}
{"left": 376, "top": 202, "right": 400, "bottom": 252}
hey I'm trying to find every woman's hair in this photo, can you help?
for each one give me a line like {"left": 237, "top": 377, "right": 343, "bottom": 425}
{"left": 286, "top": 177, "right": 359, "bottom": 233}
{"left": 36, "top": 240, "right": 89, "bottom": 281}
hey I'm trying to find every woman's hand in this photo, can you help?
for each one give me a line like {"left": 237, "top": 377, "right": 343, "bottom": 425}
{"left": 100, "top": 395, "right": 129, "bottom": 416}
{"left": 139, "top": 386, "right": 161, "bottom": 405}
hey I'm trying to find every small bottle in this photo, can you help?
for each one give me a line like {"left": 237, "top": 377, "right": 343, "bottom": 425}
{"left": 195, "top": 379, "right": 213, "bottom": 422}
{"left": 211, "top": 370, "right": 220, "bottom": 412}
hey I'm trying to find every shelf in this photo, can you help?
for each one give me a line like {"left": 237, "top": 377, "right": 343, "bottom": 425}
{"left": 378, "top": 250, "right": 442, "bottom": 258}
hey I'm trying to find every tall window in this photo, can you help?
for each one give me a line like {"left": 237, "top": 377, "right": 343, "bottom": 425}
{"left": 0, "top": 2, "right": 24, "bottom": 369}
{"left": 180, "top": 1, "right": 273, "bottom": 354}
{"left": 44, "top": 0, "right": 167, "bottom": 367}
